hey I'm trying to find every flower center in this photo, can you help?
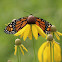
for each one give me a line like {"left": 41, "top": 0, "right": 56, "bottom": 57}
{"left": 51, "top": 25, "right": 56, "bottom": 32}
{"left": 27, "top": 15, "right": 36, "bottom": 24}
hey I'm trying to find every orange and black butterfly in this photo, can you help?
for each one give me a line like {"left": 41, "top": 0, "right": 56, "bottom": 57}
{"left": 4, "top": 15, "right": 52, "bottom": 34}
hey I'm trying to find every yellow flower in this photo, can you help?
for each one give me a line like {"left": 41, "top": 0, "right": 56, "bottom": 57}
{"left": 14, "top": 39, "right": 28, "bottom": 55}
{"left": 14, "top": 44, "right": 28, "bottom": 55}
{"left": 14, "top": 24, "right": 47, "bottom": 41}
{"left": 38, "top": 34, "right": 61, "bottom": 62}
{"left": 51, "top": 25, "right": 62, "bottom": 40}
{"left": 54, "top": 31, "right": 62, "bottom": 40}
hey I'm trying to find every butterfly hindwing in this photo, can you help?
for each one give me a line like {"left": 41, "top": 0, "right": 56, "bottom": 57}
{"left": 35, "top": 17, "right": 52, "bottom": 34}
{"left": 4, "top": 20, "right": 17, "bottom": 34}
{"left": 4, "top": 17, "right": 27, "bottom": 34}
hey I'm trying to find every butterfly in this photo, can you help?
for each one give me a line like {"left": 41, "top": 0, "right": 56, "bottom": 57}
{"left": 4, "top": 15, "right": 52, "bottom": 34}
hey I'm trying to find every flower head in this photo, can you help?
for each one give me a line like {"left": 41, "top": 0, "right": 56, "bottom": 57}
{"left": 38, "top": 34, "right": 61, "bottom": 62}
{"left": 50, "top": 25, "right": 62, "bottom": 40}
{"left": 14, "top": 39, "right": 28, "bottom": 55}
{"left": 38, "top": 41, "right": 61, "bottom": 62}
{"left": 47, "top": 34, "right": 53, "bottom": 41}
{"left": 14, "top": 24, "right": 47, "bottom": 41}
{"left": 14, "top": 15, "right": 47, "bottom": 41}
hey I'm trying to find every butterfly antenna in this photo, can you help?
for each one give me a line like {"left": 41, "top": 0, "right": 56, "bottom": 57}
{"left": 24, "top": 11, "right": 33, "bottom": 15}
{"left": 24, "top": 11, "right": 30, "bottom": 14}
{"left": 24, "top": 10, "right": 38, "bottom": 16}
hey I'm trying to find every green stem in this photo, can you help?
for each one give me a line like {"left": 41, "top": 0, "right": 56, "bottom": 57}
{"left": 17, "top": 46, "right": 19, "bottom": 62}
{"left": 42, "top": 53, "right": 43, "bottom": 62}
{"left": 50, "top": 42, "right": 52, "bottom": 62}
{"left": 31, "top": 24, "right": 36, "bottom": 62}
{"left": 20, "top": 37, "right": 23, "bottom": 62}
{"left": 53, "top": 32, "right": 54, "bottom": 38}
{"left": 19, "top": 47, "right": 21, "bottom": 62}
{"left": 53, "top": 44, "right": 54, "bottom": 62}
{"left": 32, "top": 36, "right": 36, "bottom": 62}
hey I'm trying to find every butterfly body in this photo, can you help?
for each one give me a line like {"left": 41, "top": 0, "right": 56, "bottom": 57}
{"left": 4, "top": 15, "right": 52, "bottom": 34}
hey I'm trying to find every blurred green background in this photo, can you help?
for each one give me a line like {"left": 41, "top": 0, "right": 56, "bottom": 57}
{"left": 0, "top": 0, "right": 62, "bottom": 62}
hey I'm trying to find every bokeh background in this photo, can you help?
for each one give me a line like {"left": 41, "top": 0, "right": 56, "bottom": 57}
{"left": 0, "top": 0, "right": 62, "bottom": 62}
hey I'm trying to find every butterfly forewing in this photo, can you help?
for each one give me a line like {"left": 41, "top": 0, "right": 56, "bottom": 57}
{"left": 4, "top": 17, "right": 27, "bottom": 34}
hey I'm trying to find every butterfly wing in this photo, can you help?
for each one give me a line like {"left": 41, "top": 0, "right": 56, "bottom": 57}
{"left": 4, "top": 17, "right": 28, "bottom": 34}
{"left": 35, "top": 17, "right": 52, "bottom": 34}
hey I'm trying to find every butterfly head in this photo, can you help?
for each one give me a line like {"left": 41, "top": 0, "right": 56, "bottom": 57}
{"left": 27, "top": 15, "right": 36, "bottom": 24}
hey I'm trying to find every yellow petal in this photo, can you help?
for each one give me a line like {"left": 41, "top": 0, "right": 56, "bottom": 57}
{"left": 54, "top": 32, "right": 60, "bottom": 40}
{"left": 19, "top": 46, "right": 24, "bottom": 55}
{"left": 32, "top": 24, "right": 38, "bottom": 40}
{"left": 44, "top": 43, "right": 50, "bottom": 62}
{"left": 20, "top": 33, "right": 24, "bottom": 38}
{"left": 14, "top": 45, "right": 17, "bottom": 55}
{"left": 38, "top": 42, "right": 48, "bottom": 62}
{"left": 44, "top": 41, "right": 61, "bottom": 62}
{"left": 14, "top": 24, "right": 29, "bottom": 36}
{"left": 23, "top": 24, "right": 30, "bottom": 41}
{"left": 21, "top": 44, "right": 28, "bottom": 52}
{"left": 35, "top": 25, "right": 47, "bottom": 38}
{"left": 53, "top": 41, "right": 61, "bottom": 61}
{"left": 56, "top": 31, "right": 62, "bottom": 36}
{"left": 28, "top": 27, "right": 32, "bottom": 40}
{"left": 45, "top": 36, "right": 47, "bottom": 39}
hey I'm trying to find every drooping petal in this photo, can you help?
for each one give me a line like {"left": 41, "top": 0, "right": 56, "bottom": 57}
{"left": 44, "top": 43, "right": 50, "bottom": 62}
{"left": 19, "top": 46, "right": 24, "bottom": 55}
{"left": 53, "top": 41, "right": 61, "bottom": 61}
{"left": 32, "top": 24, "right": 38, "bottom": 40}
{"left": 23, "top": 24, "right": 30, "bottom": 41}
{"left": 21, "top": 44, "right": 28, "bottom": 52}
{"left": 14, "top": 45, "right": 17, "bottom": 55}
{"left": 54, "top": 32, "right": 60, "bottom": 40}
{"left": 35, "top": 25, "right": 47, "bottom": 38}
{"left": 20, "top": 33, "right": 24, "bottom": 38}
{"left": 14, "top": 24, "right": 29, "bottom": 36}
{"left": 44, "top": 41, "right": 61, "bottom": 62}
{"left": 38, "top": 42, "right": 48, "bottom": 62}
{"left": 56, "top": 31, "right": 62, "bottom": 36}
{"left": 28, "top": 27, "right": 32, "bottom": 40}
